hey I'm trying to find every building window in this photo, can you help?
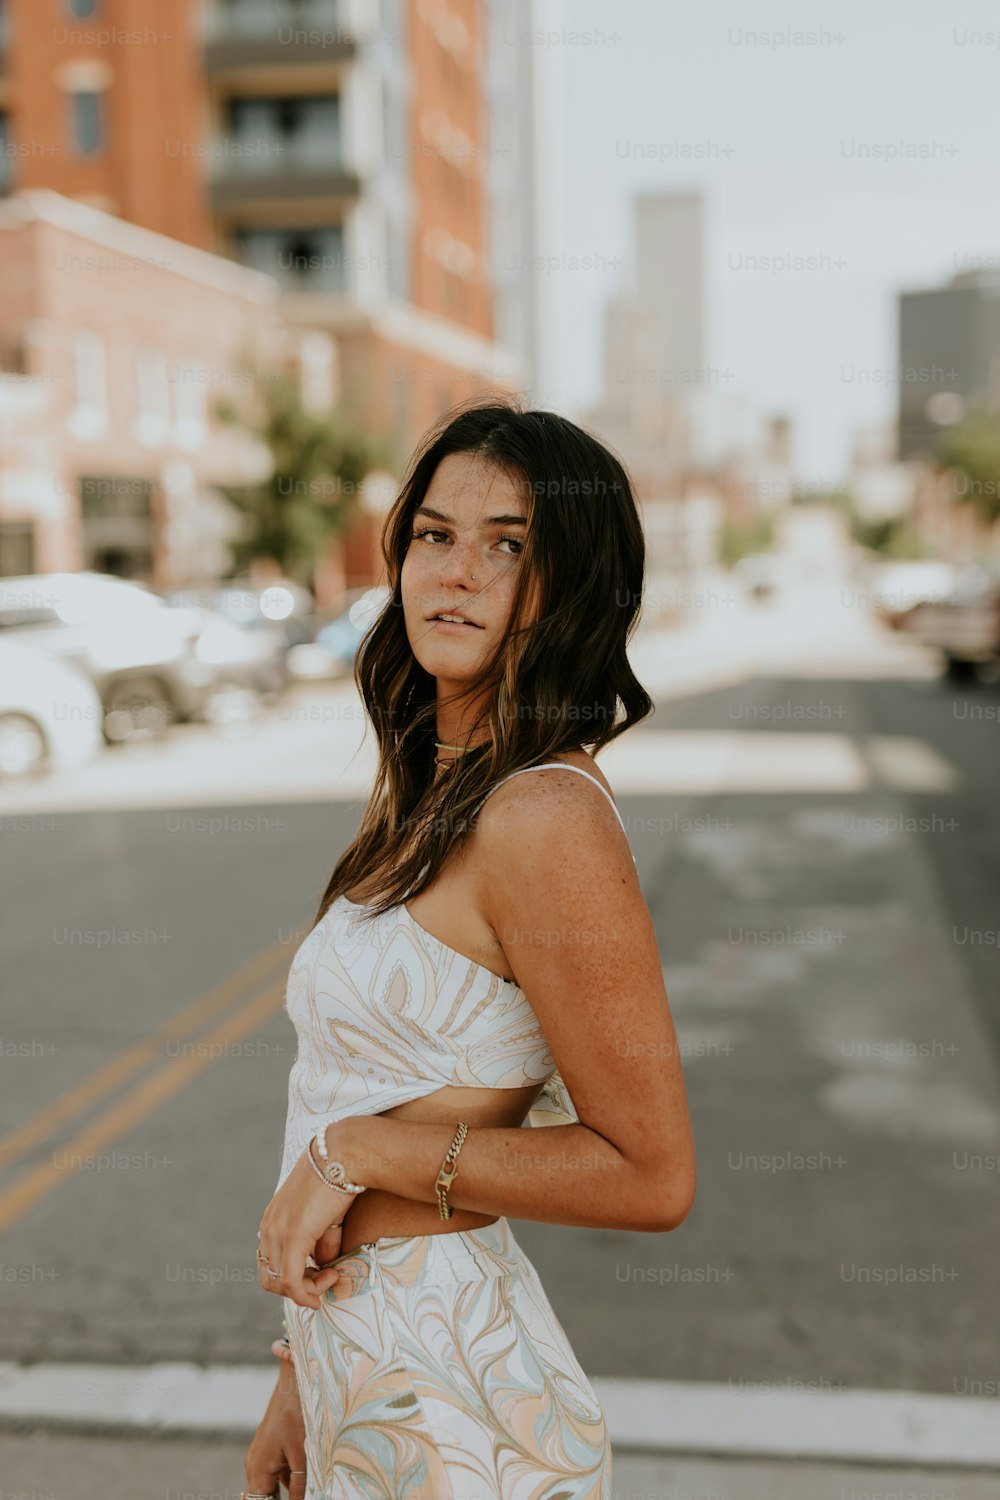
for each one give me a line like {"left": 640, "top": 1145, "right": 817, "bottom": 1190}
{"left": 235, "top": 225, "right": 346, "bottom": 292}
{"left": 71, "top": 90, "right": 104, "bottom": 155}
{"left": 79, "top": 476, "right": 154, "bottom": 581}
{"left": 68, "top": 0, "right": 99, "bottom": 15}
{"left": 0, "top": 522, "right": 36, "bottom": 577}
{"left": 0, "top": 112, "right": 11, "bottom": 196}
{"left": 217, "top": 0, "right": 339, "bottom": 35}
{"left": 170, "top": 361, "right": 208, "bottom": 450}
{"left": 224, "top": 94, "right": 340, "bottom": 173}
{"left": 69, "top": 330, "right": 108, "bottom": 440}
{"left": 134, "top": 350, "right": 169, "bottom": 446}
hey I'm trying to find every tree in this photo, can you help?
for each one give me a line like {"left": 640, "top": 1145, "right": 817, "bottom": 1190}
{"left": 214, "top": 370, "right": 391, "bottom": 581}
{"left": 936, "top": 414, "right": 1000, "bottom": 526}
{"left": 795, "top": 487, "right": 925, "bottom": 558}
{"left": 718, "top": 513, "right": 775, "bottom": 567}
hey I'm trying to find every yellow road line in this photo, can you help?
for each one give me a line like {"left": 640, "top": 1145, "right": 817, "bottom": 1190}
{"left": 0, "top": 976, "right": 287, "bottom": 1234}
{"left": 0, "top": 944, "right": 287, "bottom": 1171}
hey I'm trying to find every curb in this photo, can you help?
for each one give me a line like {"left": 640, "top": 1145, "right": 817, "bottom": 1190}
{"left": 0, "top": 1364, "right": 997, "bottom": 1470}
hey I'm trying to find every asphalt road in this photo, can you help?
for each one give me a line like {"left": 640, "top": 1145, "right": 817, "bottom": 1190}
{"left": 1, "top": 1428, "right": 998, "bottom": 1500}
{"left": 1, "top": 620, "right": 998, "bottom": 1405}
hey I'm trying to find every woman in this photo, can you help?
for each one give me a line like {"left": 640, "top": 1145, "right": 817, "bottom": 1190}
{"left": 245, "top": 401, "right": 696, "bottom": 1500}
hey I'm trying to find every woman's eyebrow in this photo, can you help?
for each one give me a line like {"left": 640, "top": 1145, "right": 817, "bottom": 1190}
{"left": 414, "top": 505, "right": 527, "bottom": 527}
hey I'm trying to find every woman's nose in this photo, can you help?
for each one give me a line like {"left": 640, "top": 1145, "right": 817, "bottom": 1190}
{"left": 437, "top": 540, "right": 480, "bottom": 585}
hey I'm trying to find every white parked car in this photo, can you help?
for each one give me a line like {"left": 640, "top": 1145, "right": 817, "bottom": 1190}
{"left": 0, "top": 640, "right": 103, "bottom": 777}
{"left": 0, "top": 572, "right": 269, "bottom": 741}
{"left": 866, "top": 560, "right": 957, "bottom": 629}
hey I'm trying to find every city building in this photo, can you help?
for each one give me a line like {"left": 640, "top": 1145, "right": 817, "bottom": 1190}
{"left": 0, "top": 0, "right": 532, "bottom": 589}
{"left": 582, "top": 191, "right": 796, "bottom": 612}
{"left": 897, "top": 269, "right": 1000, "bottom": 461}
{"left": 586, "top": 192, "right": 706, "bottom": 493}
{"left": 0, "top": 188, "right": 299, "bottom": 584}
{"left": 580, "top": 192, "right": 716, "bottom": 615}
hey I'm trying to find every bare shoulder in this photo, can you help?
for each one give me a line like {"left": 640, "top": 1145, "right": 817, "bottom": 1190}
{"left": 473, "top": 749, "right": 633, "bottom": 903}
{"left": 475, "top": 748, "right": 620, "bottom": 829}
{"left": 550, "top": 747, "right": 619, "bottom": 801}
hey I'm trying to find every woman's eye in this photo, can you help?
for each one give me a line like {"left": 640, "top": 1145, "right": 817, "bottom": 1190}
{"left": 410, "top": 528, "right": 522, "bottom": 557}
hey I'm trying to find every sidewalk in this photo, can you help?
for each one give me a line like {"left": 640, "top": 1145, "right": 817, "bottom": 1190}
{"left": 1, "top": 1363, "right": 998, "bottom": 1497}
{"left": 0, "top": 1428, "right": 996, "bottom": 1500}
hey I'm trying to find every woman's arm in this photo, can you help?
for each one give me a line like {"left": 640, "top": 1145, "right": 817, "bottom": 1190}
{"left": 265, "top": 770, "right": 696, "bottom": 1307}
{"left": 323, "top": 1112, "right": 673, "bottom": 1231}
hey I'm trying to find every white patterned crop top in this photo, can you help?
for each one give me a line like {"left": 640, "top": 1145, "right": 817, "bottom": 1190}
{"left": 277, "top": 762, "right": 635, "bottom": 1190}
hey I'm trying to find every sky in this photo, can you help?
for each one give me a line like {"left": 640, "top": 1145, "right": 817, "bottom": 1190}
{"left": 527, "top": 0, "right": 1000, "bottom": 483}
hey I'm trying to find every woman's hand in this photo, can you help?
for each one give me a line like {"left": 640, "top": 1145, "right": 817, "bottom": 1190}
{"left": 257, "top": 1137, "right": 355, "bottom": 1309}
{"left": 312, "top": 1217, "right": 345, "bottom": 1269}
{"left": 244, "top": 1369, "right": 308, "bottom": 1499}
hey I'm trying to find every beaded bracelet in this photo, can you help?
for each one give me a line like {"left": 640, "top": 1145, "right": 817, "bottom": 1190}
{"left": 306, "top": 1135, "right": 367, "bottom": 1195}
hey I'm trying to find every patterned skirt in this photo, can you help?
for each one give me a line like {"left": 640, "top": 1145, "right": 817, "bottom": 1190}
{"left": 283, "top": 1216, "right": 612, "bottom": 1499}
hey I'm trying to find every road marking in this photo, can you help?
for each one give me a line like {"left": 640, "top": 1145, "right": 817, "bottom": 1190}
{"left": 0, "top": 944, "right": 287, "bottom": 1171}
{"left": 863, "top": 734, "right": 959, "bottom": 791}
{"left": 0, "top": 1365, "right": 996, "bottom": 1469}
{"left": 0, "top": 977, "right": 285, "bottom": 1233}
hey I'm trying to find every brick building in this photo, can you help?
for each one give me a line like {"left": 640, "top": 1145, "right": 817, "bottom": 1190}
{"left": 0, "top": 0, "right": 530, "bottom": 590}
{"left": 0, "top": 188, "right": 295, "bottom": 585}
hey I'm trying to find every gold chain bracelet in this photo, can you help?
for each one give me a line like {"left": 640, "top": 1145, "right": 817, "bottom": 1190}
{"left": 435, "top": 1121, "right": 469, "bottom": 1219}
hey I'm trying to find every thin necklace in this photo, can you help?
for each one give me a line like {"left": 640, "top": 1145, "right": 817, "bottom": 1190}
{"left": 434, "top": 739, "right": 480, "bottom": 768}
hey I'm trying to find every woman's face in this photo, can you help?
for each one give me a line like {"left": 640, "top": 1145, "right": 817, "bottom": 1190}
{"left": 400, "top": 452, "right": 531, "bottom": 697}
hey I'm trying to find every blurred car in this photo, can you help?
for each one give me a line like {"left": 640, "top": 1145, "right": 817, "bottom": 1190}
{"left": 0, "top": 640, "right": 103, "bottom": 778}
{"left": 905, "top": 565, "right": 1000, "bottom": 679}
{"left": 164, "top": 580, "right": 311, "bottom": 700}
{"left": 166, "top": 579, "right": 316, "bottom": 648}
{"left": 287, "top": 586, "right": 393, "bottom": 680}
{"left": 864, "top": 560, "right": 957, "bottom": 630}
{"left": 0, "top": 572, "right": 269, "bottom": 742}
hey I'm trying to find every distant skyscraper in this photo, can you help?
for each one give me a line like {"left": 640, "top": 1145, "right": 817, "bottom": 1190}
{"left": 632, "top": 193, "right": 705, "bottom": 380}
{"left": 898, "top": 270, "right": 1000, "bottom": 460}
{"left": 587, "top": 191, "right": 707, "bottom": 494}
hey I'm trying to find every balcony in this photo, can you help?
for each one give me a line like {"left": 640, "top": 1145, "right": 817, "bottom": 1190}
{"left": 210, "top": 150, "right": 360, "bottom": 211}
{"left": 233, "top": 225, "right": 349, "bottom": 293}
{"left": 203, "top": 0, "right": 357, "bottom": 71}
{"left": 209, "top": 94, "right": 358, "bottom": 211}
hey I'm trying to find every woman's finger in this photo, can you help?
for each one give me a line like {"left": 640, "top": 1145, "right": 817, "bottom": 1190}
{"left": 279, "top": 1237, "right": 330, "bottom": 1308}
{"left": 258, "top": 1262, "right": 283, "bottom": 1296}
{"left": 289, "top": 1471, "right": 308, "bottom": 1500}
{"left": 244, "top": 1460, "right": 281, "bottom": 1496}
{"left": 257, "top": 1234, "right": 281, "bottom": 1294}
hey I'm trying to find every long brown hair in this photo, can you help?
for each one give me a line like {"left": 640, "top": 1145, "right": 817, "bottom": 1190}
{"left": 312, "top": 397, "right": 653, "bottom": 930}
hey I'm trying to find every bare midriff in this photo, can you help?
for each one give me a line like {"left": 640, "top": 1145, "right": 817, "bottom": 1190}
{"left": 335, "top": 1081, "right": 545, "bottom": 1256}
